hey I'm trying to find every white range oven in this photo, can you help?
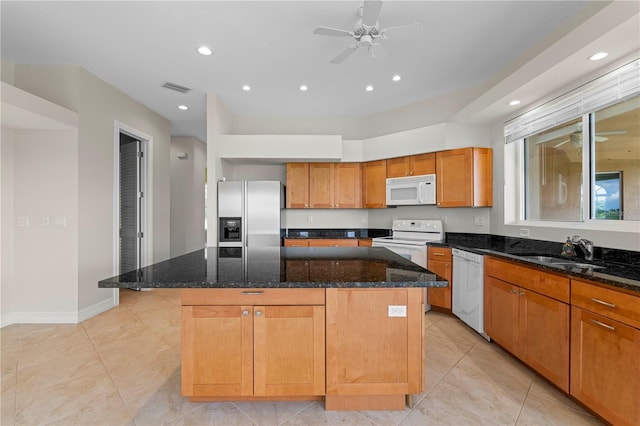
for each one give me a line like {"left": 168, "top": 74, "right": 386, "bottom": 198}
{"left": 372, "top": 219, "right": 444, "bottom": 312}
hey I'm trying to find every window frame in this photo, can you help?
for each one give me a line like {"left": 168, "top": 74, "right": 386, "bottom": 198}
{"left": 504, "top": 109, "right": 637, "bottom": 233}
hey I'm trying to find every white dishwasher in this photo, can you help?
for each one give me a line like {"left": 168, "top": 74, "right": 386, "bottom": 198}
{"left": 452, "top": 248, "right": 489, "bottom": 340}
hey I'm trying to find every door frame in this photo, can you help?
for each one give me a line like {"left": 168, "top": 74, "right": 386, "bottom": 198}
{"left": 113, "top": 121, "right": 153, "bottom": 305}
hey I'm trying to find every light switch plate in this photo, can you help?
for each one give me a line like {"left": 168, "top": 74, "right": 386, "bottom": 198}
{"left": 388, "top": 305, "right": 407, "bottom": 317}
{"left": 17, "top": 216, "right": 30, "bottom": 228}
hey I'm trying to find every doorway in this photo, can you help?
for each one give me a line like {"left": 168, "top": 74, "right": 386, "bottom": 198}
{"left": 113, "top": 122, "right": 152, "bottom": 304}
{"left": 119, "top": 132, "right": 144, "bottom": 274}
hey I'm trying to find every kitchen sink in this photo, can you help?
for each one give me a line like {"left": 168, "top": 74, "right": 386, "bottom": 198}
{"left": 519, "top": 256, "right": 605, "bottom": 270}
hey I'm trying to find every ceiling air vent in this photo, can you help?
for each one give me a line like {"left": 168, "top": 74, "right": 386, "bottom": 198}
{"left": 162, "top": 82, "right": 191, "bottom": 94}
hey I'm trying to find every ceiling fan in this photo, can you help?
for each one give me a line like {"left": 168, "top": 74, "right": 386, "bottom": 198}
{"left": 553, "top": 129, "right": 627, "bottom": 148}
{"left": 313, "top": 0, "right": 423, "bottom": 64}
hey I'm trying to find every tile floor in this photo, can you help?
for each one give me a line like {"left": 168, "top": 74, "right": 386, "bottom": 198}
{"left": 1, "top": 289, "right": 602, "bottom": 426}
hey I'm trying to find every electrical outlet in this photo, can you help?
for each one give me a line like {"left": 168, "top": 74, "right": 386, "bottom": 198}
{"left": 440, "top": 216, "right": 448, "bottom": 224}
{"left": 474, "top": 216, "right": 485, "bottom": 226}
{"left": 17, "top": 216, "right": 30, "bottom": 228}
{"left": 520, "top": 228, "right": 530, "bottom": 237}
{"left": 307, "top": 215, "right": 313, "bottom": 224}
{"left": 388, "top": 305, "right": 407, "bottom": 317}
{"left": 361, "top": 216, "right": 367, "bottom": 224}
{"left": 41, "top": 216, "right": 51, "bottom": 228}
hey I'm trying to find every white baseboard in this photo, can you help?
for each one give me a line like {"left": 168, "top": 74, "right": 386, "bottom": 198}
{"left": 0, "top": 298, "right": 116, "bottom": 327}
{"left": 78, "top": 297, "right": 116, "bottom": 323}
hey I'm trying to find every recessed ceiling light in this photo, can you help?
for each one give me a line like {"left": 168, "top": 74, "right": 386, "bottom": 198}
{"left": 508, "top": 100, "right": 521, "bottom": 106}
{"left": 392, "top": 75, "right": 401, "bottom": 82}
{"left": 365, "top": 85, "right": 374, "bottom": 92}
{"left": 300, "top": 85, "right": 308, "bottom": 91}
{"left": 197, "top": 46, "right": 213, "bottom": 56}
{"left": 178, "top": 105, "right": 188, "bottom": 110}
{"left": 589, "top": 52, "right": 608, "bottom": 61}
{"left": 242, "top": 85, "right": 251, "bottom": 91}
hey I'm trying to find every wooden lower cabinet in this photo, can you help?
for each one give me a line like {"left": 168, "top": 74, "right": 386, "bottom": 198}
{"left": 182, "top": 291, "right": 325, "bottom": 399}
{"left": 427, "top": 247, "right": 452, "bottom": 309}
{"left": 325, "top": 287, "right": 424, "bottom": 410}
{"left": 570, "top": 307, "right": 640, "bottom": 426}
{"left": 484, "top": 258, "right": 570, "bottom": 391}
{"left": 570, "top": 280, "right": 640, "bottom": 426}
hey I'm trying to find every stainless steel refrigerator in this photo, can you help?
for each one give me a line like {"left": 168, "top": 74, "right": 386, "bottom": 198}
{"left": 218, "top": 180, "right": 284, "bottom": 248}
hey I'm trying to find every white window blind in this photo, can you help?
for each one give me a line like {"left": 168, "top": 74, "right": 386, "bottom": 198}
{"left": 504, "top": 59, "right": 640, "bottom": 143}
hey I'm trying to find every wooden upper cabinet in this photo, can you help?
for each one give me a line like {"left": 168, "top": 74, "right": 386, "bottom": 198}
{"left": 362, "top": 160, "right": 387, "bottom": 208}
{"left": 334, "top": 163, "right": 362, "bottom": 208}
{"left": 286, "top": 163, "right": 309, "bottom": 208}
{"left": 387, "top": 153, "right": 435, "bottom": 178}
{"left": 288, "top": 162, "right": 361, "bottom": 209}
{"left": 309, "top": 163, "right": 335, "bottom": 208}
{"left": 436, "top": 147, "right": 492, "bottom": 207}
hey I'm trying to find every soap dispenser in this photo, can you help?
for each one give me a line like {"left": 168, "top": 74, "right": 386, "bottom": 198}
{"left": 561, "top": 237, "right": 576, "bottom": 257}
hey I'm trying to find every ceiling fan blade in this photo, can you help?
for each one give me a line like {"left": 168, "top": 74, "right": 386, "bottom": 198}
{"left": 595, "top": 135, "right": 609, "bottom": 143}
{"left": 313, "top": 26, "right": 354, "bottom": 38}
{"left": 330, "top": 45, "right": 358, "bottom": 64}
{"left": 595, "top": 130, "right": 627, "bottom": 136}
{"left": 370, "top": 43, "right": 390, "bottom": 62}
{"left": 380, "top": 22, "right": 423, "bottom": 40}
{"left": 362, "top": 0, "right": 383, "bottom": 27}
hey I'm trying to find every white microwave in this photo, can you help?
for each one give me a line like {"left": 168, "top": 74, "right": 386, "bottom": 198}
{"left": 386, "top": 174, "right": 436, "bottom": 206}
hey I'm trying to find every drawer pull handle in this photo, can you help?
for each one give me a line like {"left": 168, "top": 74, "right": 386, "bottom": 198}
{"left": 433, "top": 253, "right": 445, "bottom": 256}
{"left": 590, "top": 319, "right": 615, "bottom": 331}
{"left": 590, "top": 298, "right": 616, "bottom": 308}
{"left": 519, "top": 292, "right": 525, "bottom": 296}
{"left": 241, "top": 291, "right": 264, "bottom": 295}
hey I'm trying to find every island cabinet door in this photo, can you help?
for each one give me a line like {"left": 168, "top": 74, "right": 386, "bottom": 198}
{"left": 325, "top": 288, "right": 424, "bottom": 397}
{"left": 181, "top": 305, "right": 253, "bottom": 397}
{"left": 253, "top": 305, "right": 325, "bottom": 396}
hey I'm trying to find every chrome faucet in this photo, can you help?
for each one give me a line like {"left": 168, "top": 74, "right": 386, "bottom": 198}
{"left": 571, "top": 235, "right": 594, "bottom": 261}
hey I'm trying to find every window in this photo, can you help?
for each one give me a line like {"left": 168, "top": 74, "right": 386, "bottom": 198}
{"left": 521, "top": 95, "right": 639, "bottom": 223}
{"left": 525, "top": 118, "right": 583, "bottom": 221}
{"left": 592, "top": 97, "right": 639, "bottom": 221}
{"left": 504, "top": 59, "right": 639, "bottom": 229}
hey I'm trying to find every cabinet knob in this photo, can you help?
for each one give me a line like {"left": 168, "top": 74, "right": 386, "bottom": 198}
{"left": 510, "top": 289, "right": 518, "bottom": 294}
{"left": 304, "top": 204, "right": 308, "bottom": 207}
{"left": 519, "top": 291, "right": 525, "bottom": 296}
{"left": 255, "top": 311, "right": 262, "bottom": 317}
{"left": 242, "top": 310, "right": 249, "bottom": 317}
{"left": 336, "top": 204, "right": 339, "bottom": 207}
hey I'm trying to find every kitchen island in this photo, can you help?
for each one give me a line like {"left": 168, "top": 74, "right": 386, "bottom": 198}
{"left": 99, "top": 246, "right": 448, "bottom": 410}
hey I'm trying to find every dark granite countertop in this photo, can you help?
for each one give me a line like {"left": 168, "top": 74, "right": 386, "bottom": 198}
{"left": 99, "top": 247, "right": 448, "bottom": 289}
{"left": 432, "top": 233, "right": 640, "bottom": 294}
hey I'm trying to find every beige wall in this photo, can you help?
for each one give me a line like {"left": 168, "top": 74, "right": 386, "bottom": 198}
{"left": 1, "top": 128, "right": 15, "bottom": 323}
{"left": 170, "top": 136, "right": 206, "bottom": 257}
{"left": 10, "top": 64, "right": 172, "bottom": 315}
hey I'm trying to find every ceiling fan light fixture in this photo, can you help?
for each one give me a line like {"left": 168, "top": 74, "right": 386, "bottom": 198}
{"left": 392, "top": 75, "right": 401, "bottom": 82}
{"left": 178, "top": 105, "right": 188, "bottom": 110}
{"left": 300, "top": 85, "right": 308, "bottom": 91}
{"left": 589, "top": 52, "right": 608, "bottom": 61}
{"left": 509, "top": 100, "right": 521, "bottom": 106}
{"left": 242, "top": 85, "right": 251, "bottom": 91}
{"left": 197, "top": 46, "right": 213, "bottom": 56}
{"left": 365, "top": 85, "right": 374, "bottom": 92}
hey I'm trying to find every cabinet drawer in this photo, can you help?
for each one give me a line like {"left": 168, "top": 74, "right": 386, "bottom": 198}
{"left": 182, "top": 288, "right": 325, "bottom": 306}
{"left": 571, "top": 280, "right": 640, "bottom": 329}
{"left": 284, "top": 239, "right": 309, "bottom": 247}
{"left": 428, "top": 247, "right": 452, "bottom": 261}
{"left": 485, "top": 257, "right": 569, "bottom": 303}
{"left": 308, "top": 239, "right": 359, "bottom": 247}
